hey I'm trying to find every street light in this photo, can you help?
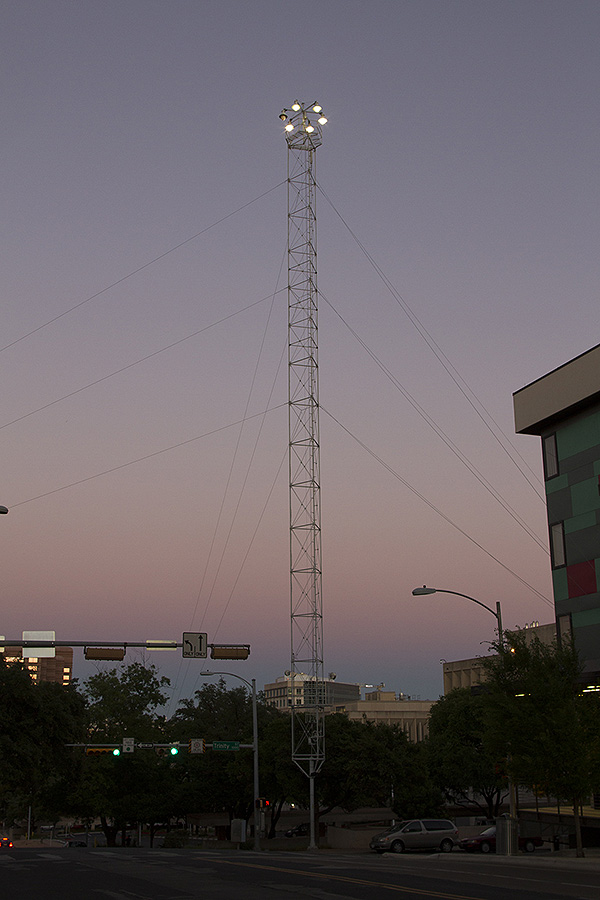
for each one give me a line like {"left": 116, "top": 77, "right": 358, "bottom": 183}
{"left": 410, "top": 585, "right": 515, "bottom": 843}
{"left": 200, "top": 671, "right": 260, "bottom": 852}
{"left": 411, "top": 586, "right": 503, "bottom": 646}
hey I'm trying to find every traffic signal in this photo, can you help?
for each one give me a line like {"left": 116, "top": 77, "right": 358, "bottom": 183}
{"left": 86, "top": 747, "right": 120, "bottom": 756}
{"left": 155, "top": 745, "right": 180, "bottom": 757}
{"left": 210, "top": 645, "right": 250, "bottom": 660}
{"left": 255, "top": 797, "right": 270, "bottom": 809}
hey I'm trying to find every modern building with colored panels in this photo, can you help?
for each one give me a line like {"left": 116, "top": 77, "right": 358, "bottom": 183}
{"left": 513, "top": 343, "right": 600, "bottom": 684}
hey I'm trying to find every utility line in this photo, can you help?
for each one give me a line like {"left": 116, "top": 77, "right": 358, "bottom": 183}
{"left": 1, "top": 181, "right": 286, "bottom": 355}
{"left": 167, "top": 255, "right": 289, "bottom": 714}
{"left": 320, "top": 290, "right": 549, "bottom": 555}
{"left": 0, "top": 290, "right": 284, "bottom": 432}
{"left": 9, "top": 403, "right": 287, "bottom": 509}
{"left": 317, "top": 183, "right": 545, "bottom": 502}
{"left": 321, "top": 404, "right": 552, "bottom": 608}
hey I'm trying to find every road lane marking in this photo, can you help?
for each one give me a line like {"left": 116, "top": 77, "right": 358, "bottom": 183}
{"left": 216, "top": 858, "right": 488, "bottom": 899}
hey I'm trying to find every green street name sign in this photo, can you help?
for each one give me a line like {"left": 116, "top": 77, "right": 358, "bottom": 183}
{"left": 212, "top": 741, "right": 240, "bottom": 751}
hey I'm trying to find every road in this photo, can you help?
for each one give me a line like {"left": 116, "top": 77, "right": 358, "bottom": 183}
{"left": 1, "top": 847, "right": 599, "bottom": 899}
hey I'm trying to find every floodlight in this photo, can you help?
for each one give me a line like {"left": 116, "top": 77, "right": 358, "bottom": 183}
{"left": 291, "top": 102, "right": 301, "bottom": 111}
{"left": 305, "top": 124, "right": 314, "bottom": 133}
{"left": 312, "top": 105, "right": 322, "bottom": 112}
{"left": 318, "top": 116, "right": 327, "bottom": 125}
{"left": 279, "top": 112, "right": 287, "bottom": 121}
{"left": 285, "top": 123, "right": 294, "bottom": 132}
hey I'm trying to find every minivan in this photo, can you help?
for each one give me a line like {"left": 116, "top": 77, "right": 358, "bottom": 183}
{"left": 369, "top": 818, "right": 458, "bottom": 853}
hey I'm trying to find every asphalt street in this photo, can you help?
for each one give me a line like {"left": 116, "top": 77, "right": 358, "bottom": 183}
{"left": 1, "top": 847, "right": 599, "bottom": 899}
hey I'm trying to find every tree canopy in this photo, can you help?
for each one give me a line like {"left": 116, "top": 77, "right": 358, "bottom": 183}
{"left": 482, "top": 630, "right": 600, "bottom": 856}
{"left": 426, "top": 687, "right": 507, "bottom": 818}
{"left": 0, "top": 658, "right": 87, "bottom": 827}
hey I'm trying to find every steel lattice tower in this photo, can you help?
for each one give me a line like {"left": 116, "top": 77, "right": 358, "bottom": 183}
{"left": 279, "top": 102, "right": 328, "bottom": 831}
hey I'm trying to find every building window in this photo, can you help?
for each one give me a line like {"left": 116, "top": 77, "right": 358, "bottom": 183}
{"left": 543, "top": 433, "right": 559, "bottom": 479}
{"left": 558, "top": 614, "right": 573, "bottom": 647}
{"left": 550, "top": 521, "right": 566, "bottom": 568}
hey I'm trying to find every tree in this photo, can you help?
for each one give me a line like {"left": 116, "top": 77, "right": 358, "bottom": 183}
{"left": 262, "top": 714, "right": 442, "bottom": 836}
{"left": 482, "top": 630, "right": 600, "bottom": 857}
{"left": 83, "top": 660, "right": 170, "bottom": 739}
{"left": 70, "top": 661, "right": 172, "bottom": 845}
{"left": 169, "top": 679, "right": 282, "bottom": 826}
{"left": 0, "top": 658, "right": 87, "bottom": 830}
{"left": 426, "top": 688, "right": 507, "bottom": 818}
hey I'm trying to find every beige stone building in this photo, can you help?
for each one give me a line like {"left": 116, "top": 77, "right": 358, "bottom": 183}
{"left": 442, "top": 622, "right": 556, "bottom": 695}
{"left": 333, "top": 686, "right": 433, "bottom": 742}
{"left": 263, "top": 672, "right": 360, "bottom": 710}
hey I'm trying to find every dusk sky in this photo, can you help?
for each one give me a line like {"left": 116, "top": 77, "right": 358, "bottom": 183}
{"left": 2, "top": 1, "right": 598, "bottom": 711}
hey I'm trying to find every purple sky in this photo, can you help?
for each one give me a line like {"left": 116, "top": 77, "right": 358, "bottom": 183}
{"left": 2, "top": 1, "right": 598, "bottom": 710}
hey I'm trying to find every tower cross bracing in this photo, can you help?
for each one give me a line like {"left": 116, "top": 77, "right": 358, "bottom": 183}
{"left": 280, "top": 101, "right": 328, "bottom": 785}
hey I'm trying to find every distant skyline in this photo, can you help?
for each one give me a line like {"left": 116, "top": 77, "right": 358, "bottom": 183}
{"left": 2, "top": 1, "right": 598, "bottom": 708}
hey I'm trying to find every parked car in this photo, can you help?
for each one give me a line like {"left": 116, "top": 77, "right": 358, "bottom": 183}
{"left": 285, "top": 823, "right": 310, "bottom": 838}
{"left": 369, "top": 819, "right": 458, "bottom": 854}
{"left": 66, "top": 837, "right": 88, "bottom": 848}
{"left": 460, "top": 825, "right": 543, "bottom": 853}
{"left": 0, "top": 837, "right": 14, "bottom": 849}
{"left": 285, "top": 822, "right": 326, "bottom": 838}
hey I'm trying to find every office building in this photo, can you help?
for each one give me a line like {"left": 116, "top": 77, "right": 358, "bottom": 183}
{"left": 442, "top": 622, "right": 556, "bottom": 694}
{"left": 1, "top": 646, "right": 73, "bottom": 685}
{"left": 514, "top": 343, "right": 600, "bottom": 684}
{"left": 263, "top": 672, "right": 360, "bottom": 710}
{"left": 334, "top": 686, "right": 433, "bottom": 742}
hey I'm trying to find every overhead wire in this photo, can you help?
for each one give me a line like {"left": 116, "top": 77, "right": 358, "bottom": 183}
{"left": 166, "top": 251, "right": 289, "bottom": 713}
{"left": 320, "top": 289, "right": 549, "bottom": 555}
{"left": 317, "top": 182, "right": 546, "bottom": 503}
{"left": 9, "top": 403, "right": 287, "bottom": 509}
{"left": 320, "top": 404, "right": 553, "bottom": 608}
{"left": 0, "top": 181, "right": 286, "bottom": 355}
{"left": 3, "top": 166, "right": 556, "bottom": 677}
{"left": 0, "top": 290, "right": 284, "bottom": 433}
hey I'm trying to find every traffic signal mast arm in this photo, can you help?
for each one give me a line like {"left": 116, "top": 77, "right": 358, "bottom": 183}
{"left": 65, "top": 740, "right": 253, "bottom": 752}
{"left": 1, "top": 634, "right": 250, "bottom": 660}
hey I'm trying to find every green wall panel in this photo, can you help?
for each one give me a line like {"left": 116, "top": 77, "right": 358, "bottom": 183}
{"left": 552, "top": 567, "right": 569, "bottom": 602}
{"left": 557, "top": 410, "right": 600, "bottom": 459}
{"left": 545, "top": 474, "right": 568, "bottom": 494}
{"left": 572, "top": 607, "right": 600, "bottom": 627}
{"left": 565, "top": 511, "right": 598, "bottom": 533}
{"left": 571, "top": 479, "right": 600, "bottom": 516}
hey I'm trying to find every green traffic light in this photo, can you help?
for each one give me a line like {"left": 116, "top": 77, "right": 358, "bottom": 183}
{"left": 170, "top": 746, "right": 179, "bottom": 755}
{"left": 112, "top": 748, "right": 121, "bottom": 756}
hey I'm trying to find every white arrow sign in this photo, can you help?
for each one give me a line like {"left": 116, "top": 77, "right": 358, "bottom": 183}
{"left": 182, "top": 632, "right": 207, "bottom": 658}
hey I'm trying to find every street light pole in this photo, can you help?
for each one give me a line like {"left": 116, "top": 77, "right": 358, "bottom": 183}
{"left": 200, "top": 671, "right": 260, "bottom": 852}
{"left": 411, "top": 586, "right": 503, "bottom": 646}
{"left": 410, "top": 585, "right": 515, "bottom": 849}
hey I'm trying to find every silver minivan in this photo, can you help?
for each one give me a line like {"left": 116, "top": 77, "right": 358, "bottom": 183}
{"left": 369, "top": 818, "right": 458, "bottom": 854}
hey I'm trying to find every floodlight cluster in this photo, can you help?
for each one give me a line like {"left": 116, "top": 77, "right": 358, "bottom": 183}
{"left": 279, "top": 101, "right": 328, "bottom": 136}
